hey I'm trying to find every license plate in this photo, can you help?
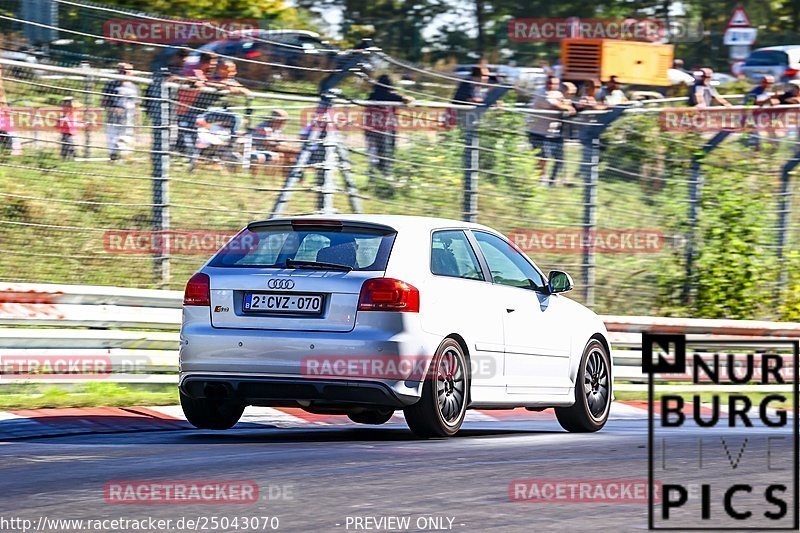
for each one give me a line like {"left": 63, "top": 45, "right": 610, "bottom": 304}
{"left": 243, "top": 292, "right": 323, "bottom": 314}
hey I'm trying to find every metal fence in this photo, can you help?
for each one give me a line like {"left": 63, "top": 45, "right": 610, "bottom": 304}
{"left": 3, "top": 282, "right": 798, "bottom": 389}
{"left": 0, "top": 55, "right": 799, "bottom": 320}
{"left": 0, "top": 0, "right": 799, "bottom": 320}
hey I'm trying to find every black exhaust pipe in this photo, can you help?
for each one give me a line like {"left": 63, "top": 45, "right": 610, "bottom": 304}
{"left": 203, "top": 382, "right": 229, "bottom": 399}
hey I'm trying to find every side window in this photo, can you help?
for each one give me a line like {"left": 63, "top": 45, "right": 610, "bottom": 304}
{"left": 430, "top": 230, "right": 484, "bottom": 280}
{"left": 473, "top": 231, "right": 546, "bottom": 290}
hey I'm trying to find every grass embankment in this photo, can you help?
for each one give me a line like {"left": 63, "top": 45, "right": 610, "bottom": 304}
{"left": 0, "top": 382, "right": 178, "bottom": 410}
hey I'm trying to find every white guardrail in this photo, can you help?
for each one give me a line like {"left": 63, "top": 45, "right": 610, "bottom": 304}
{"left": 1, "top": 283, "right": 799, "bottom": 388}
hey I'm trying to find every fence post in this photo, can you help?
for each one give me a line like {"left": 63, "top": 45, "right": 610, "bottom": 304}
{"left": 777, "top": 154, "right": 799, "bottom": 297}
{"left": 319, "top": 123, "right": 336, "bottom": 214}
{"left": 462, "top": 119, "right": 479, "bottom": 223}
{"left": 151, "top": 70, "right": 171, "bottom": 288}
{"left": 580, "top": 132, "right": 600, "bottom": 306}
{"left": 683, "top": 131, "right": 729, "bottom": 303}
{"left": 578, "top": 106, "right": 627, "bottom": 307}
{"left": 80, "top": 61, "right": 92, "bottom": 158}
{"left": 460, "top": 86, "right": 509, "bottom": 223}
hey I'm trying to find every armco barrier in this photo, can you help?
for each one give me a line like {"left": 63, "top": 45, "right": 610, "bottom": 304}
{"left": 1, "top": 283, "right": 799, "bottom": 384}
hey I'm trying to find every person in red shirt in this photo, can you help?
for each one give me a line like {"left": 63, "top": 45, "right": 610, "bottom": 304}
{"left": 57, "top": 97, "right": 80, "bottom": 160}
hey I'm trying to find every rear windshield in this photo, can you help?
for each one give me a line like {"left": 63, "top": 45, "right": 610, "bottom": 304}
{"left": 745, "top": 51, "right": 788, "bottom": 66}
{"left": 208, "top": 225, "right": 396, "bottom": 271}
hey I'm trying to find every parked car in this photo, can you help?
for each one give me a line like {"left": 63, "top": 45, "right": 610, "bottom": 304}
{"left": 185, "top": 29, "right": 339, "bottom": 85}
{"left": 179, "top": 215, "right": 613, "bottom": 438}
{"left": 453, "top": 64, "right": 548, "bottom": 91}
{"left": 741, "top": 46, "right": 800, "bottom": 83}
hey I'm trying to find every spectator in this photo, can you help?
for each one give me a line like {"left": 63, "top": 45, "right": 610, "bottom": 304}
{"left": 166, "top": 48, "right": 190, "bottom": 78}
{"left": 746, "top": 75, "right": 779, "bottom": 106}
{"left": 145, "top": 49, "right": 190, "bottom": 120}
{"left": 364, "top": 74, "right": 412, "bottom": 184}
{"left": 596, "top": 76, "right": 629, "bottom": 107}
{"left": 449, "top": 65, "right": 489, "bottom": 131}
{"left": 183, "top": 52, "right": 218, "bottom": 81}
{"left": 452, "top": 66, "right": 488, "bottom": 105}
{"left": 778, "top": 82, "right": 800, "bottom": 105}
{"left": 175, "top": 53, "right": 220, "bottom": 160}
{"left": 101, "top": 62, "right": 139, "bottom": 161}
{"left": 688, "top": 68, "right": 731, "bottom": 107}
{"left": 562, "top": 81, "right": 578, "bottom": 100}
{"left": 180, "top": 59, "right": 250, "bottom": 171}
{"left": 526, "top": 76, "right": 576, "bottom": 186}
{"left": 576, "top": 79, "right": 606, "bottom": 111}
{"left": 57, "top": 97, "right": 79, "bottom": 160}
{"left": 210, "top": 60, "right": 250, "bottom": 96}
{"left": 250, "top": 109, "right": 299, "bottom": 179}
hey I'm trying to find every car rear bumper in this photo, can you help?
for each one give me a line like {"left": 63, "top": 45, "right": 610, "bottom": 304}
{"left": 179, "top": 309, "right": 440, "bottom": 408}
{"left": 179, "top": 374, "right": 420, "bottom": 408}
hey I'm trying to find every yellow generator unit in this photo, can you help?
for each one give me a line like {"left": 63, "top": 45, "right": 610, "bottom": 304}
{"left": 560, "top": 39, "right": 674, "bottom": 86}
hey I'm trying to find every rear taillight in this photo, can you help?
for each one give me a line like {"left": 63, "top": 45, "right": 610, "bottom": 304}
{"left": 184, "top": 273, "right": 210, "bottom": 306}
{"left": 787, "top": 68, "right": 799, "bottom": 78}
{"left": 358, "top": 278, "right": 419, "bottom": 313}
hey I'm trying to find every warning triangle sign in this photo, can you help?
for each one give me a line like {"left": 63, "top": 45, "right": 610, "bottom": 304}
{"left": 727, "top": 6, "right": 752, "bottom": 28}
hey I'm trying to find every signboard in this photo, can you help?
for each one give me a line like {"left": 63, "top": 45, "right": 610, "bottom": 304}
{"left": 728, "top": 45, "right": 751, "bottom": 60}
{"left": 723, "top": 27, "right": 757, "bottom": 46}
{"left": 727, "top": 5, "right": 752, "bottom": 28}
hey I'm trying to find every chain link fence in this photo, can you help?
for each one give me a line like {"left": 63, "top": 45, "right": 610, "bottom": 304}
{"left": 0, "top": 0, "right": 799, "bottom": 321}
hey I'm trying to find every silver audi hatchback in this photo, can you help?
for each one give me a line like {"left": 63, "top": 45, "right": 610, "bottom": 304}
{"left": 179, "top": 215, "right": 612, "bottom": 437}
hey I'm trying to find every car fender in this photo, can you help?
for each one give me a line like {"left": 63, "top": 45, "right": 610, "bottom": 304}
{"left": 558, "top": 296, "right": 613, "bottom": 389}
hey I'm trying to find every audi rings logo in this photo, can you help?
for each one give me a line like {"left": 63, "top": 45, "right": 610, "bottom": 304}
{"left": 268, "top": 278, "right": 295, "bottom": 290}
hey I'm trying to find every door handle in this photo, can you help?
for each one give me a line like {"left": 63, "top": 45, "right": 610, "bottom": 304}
{"left": 506, "top": 308, "right": 515, "bottom": 313}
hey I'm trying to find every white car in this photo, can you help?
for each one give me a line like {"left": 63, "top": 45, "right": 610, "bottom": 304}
{"left": 741, "top": 45, "right": 800, "bottom": 83}
{"left": 179, "top": 215, "right": 612, "bottom": 437}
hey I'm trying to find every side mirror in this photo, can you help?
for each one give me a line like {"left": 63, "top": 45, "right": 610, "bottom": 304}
{"left": 548, "top": 270, "right": 573, "bottom": 294}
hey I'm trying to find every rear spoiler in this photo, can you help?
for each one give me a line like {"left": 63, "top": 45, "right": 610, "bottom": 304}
{"left": 247, "top": 218, "right": 396, "bottom": 235}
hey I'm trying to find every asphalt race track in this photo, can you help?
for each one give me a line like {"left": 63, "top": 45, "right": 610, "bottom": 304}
{"left": 0, "top": 406, "right": 793, "bottom": 533}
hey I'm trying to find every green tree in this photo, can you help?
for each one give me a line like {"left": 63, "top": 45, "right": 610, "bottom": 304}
{"left": 96, "top": 0, "right": 310, "bottom": 23}
{"left": 692, "top": 162, "right": 775, "bottom": 319}
{"left": 295, "top": 0, "right": 448, "bottom": 61}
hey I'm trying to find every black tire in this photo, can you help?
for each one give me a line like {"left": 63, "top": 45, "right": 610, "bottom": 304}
{"left": 555, "top": 339, "right": 611, "bottom": 432}
{"left": 403, "top": 338, "right": 468, "bottom": 438}
{"left": 347, "top": 410, "right": 394, "bottom": 425}
{"left": 180, "top": 391, "right": 245, "bottom": 430}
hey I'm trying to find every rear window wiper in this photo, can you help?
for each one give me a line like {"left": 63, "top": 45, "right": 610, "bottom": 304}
{"left": 284, "top": 259, "right": 353, "bottom": 272}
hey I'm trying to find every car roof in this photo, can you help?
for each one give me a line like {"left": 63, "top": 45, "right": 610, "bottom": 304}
{"left": 753, "top": 45, "right": 800, "bottom": 52}
{"left": 254, "top": 214, "right": 498, "bottom": 234}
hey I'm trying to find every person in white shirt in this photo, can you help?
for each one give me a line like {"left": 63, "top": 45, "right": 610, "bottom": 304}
{"left": 526, "top": 76, "right": 576, "bottom": 186}
{"left": 102, "top": 63, "right": 139, "bottom": 161}
{"left": 596, "top": 76, "right": 629, "bottom": 107}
